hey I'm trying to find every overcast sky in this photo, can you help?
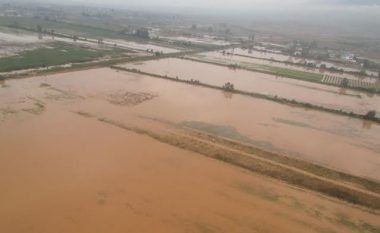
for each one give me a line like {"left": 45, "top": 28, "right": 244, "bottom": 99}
{"left": 33, "top": 0, "right": 380, "bottom": 10}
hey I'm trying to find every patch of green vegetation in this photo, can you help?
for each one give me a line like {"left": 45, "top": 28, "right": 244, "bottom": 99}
{"left": 227, "top": 59, "right": 323, "bottom": 81}
{"left": 290, "top": 82, "right": 362, "bottom": 98}
{"left": 179, "top": 121, "right": 273, "bottom": 148}
{"left": 262, "top": 65, "right": 323, "bottom": 81}
{"left": 193, "top": 223, "right": 216, "bottom": 233}
{"left": 0, "top": 42, "right": 109, "bottom": 72}
{"left": 194, "top": 55, "right": 323, "bottom": 83}
{"left": 272, "top": 117, "right": 311, "bottom": 128}
{"left": 234, "top": 182, "right": 280, "bottom": 202}
{"left": 0, "top": 16, "right": 128, "bottom": 40}
{"left": 190, "top": 54, "right": 207, "bottom": 59}
{"left": 335, "top": 213, "right": 359, "bottom": 229}
{"left": 274, "top": 212, "right": 336, "bottom": 233}
{"left": 335, "top": 213, "right": 380, "bottom": 233}
{"left": 291, "top": 199, "right": 307, "bottom": 210}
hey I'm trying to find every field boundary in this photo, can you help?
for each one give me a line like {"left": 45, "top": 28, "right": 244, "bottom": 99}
{"left": 81, "top": 114, "right": 380, "bottom": 210}
{"left": 183, "top": 56, "right": 380, "bottom": 94}
{"left": 111, "top": 66, "right": 380, "bottom": 124}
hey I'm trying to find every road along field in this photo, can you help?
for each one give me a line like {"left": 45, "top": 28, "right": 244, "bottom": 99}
{"left": 226, "top": 48, "right": 379, "bottom": 77}
{"left": 0, "top": 68, "right": 379, "bottom": 233}
{"left": 188, "top": 50, "right": 380, "bottom": 93}
{"left": 201, "top": 51, "right": 379, "bottom": 81}
{"left": 118, "top": 58, "right": 380, "bottom": 115}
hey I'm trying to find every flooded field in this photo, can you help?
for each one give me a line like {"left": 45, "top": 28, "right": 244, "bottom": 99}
{"left": 120, "top": 58, "right": 380, "bottom": 114}
{"left": 1, "top": 68, "right": 379, "bottom": 179}
{"left": 1, "top": 68, "right": 379, "bottom": 233}
{"left": 0, "top": 27, "right": 48, "bottom": 57}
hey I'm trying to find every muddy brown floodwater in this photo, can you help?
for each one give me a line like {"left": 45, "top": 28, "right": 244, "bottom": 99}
{"left": 121, "top": 58, "right": 380, "bottom": 114}
{"left": 0, "top": 68, "right": 379, "bottom": 233}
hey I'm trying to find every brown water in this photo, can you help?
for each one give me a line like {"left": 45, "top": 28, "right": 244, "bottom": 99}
{"left": 121, "top": 58, "right": 380, "bottom": 114}
{"left": 1, "top": 68, "right": 379, "bottom": 180}
{"left": 1, "top": 68, "right": 380, "bottom": 233}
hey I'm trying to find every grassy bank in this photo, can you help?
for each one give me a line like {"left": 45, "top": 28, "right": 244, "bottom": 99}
{"left": 111, "top": 66, "right": 380, "bottom": 124}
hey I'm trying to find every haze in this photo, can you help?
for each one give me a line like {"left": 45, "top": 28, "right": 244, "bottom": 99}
{"left": 0, "top": 0, "right": 379, "bottom": 233}
{"left": 18, "top": 0, "right": 380, "bottom": 10}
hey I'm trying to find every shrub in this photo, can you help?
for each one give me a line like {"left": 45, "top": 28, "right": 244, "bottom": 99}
{"left": 341, "top": 78, "right": 349, "bottom": 87}
{"left": 223, "top": 82, "right": 234, "bottom": 91}
{"left": 364, "top": 110, "right": 377, "bottom": 120}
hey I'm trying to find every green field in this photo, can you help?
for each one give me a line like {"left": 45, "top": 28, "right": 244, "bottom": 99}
{"left": 0, "top": 16, "right": 206, "bottom": 51}
{"left": 237, "top": 61, "right": 323, "bottom": 82}
{"left": 192, "top": 56, "right": 325, "bottom": 82}
{"left": 0, "top": 42, "right": 111, "bottom": 72}
{"left": 0, "top": 16, "right": 132, "bottom": 40}
{"left": 264, "top": 66, "right": 323, "bottom": 81}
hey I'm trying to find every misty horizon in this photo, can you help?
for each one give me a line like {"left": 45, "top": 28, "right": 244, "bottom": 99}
{"left": 4, "top": 0, "right": 380, "bottom": 12}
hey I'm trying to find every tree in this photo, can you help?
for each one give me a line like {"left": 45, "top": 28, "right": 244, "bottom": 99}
{"left": 301, "top": 47, "right": 309, "bottom": 57}
{"left": 250, "top": 34, "right": 255, "bottom": 42}
{"left": 360, "top": 68, "right": 367, "bottom": 76}
{"left": 362, "top": 59, "right": 369, "bottom": 68}
{"left": 135, "top": 28, "right": 149, "bottom": 39}
{"left": 310, "top": 40, "right": 318, "bottom": 48}
{"left": 341, "top": 78, "right": 349, "bottom": 88}
{"left": 223, "top": 82, "right": 234, "bottom": 91}
{"left": 154, "top": 51, "right": 163, "bottom": 56}
{"left": 364, "top": 110, "right": 377, "bottom": 120}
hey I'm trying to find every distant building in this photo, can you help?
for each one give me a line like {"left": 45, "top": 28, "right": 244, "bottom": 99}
{"left": 342, "top": 53, "right": 355, "bottom": 62}
{"left": 4, "top": 10, "right": 18, "bottom": 16}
